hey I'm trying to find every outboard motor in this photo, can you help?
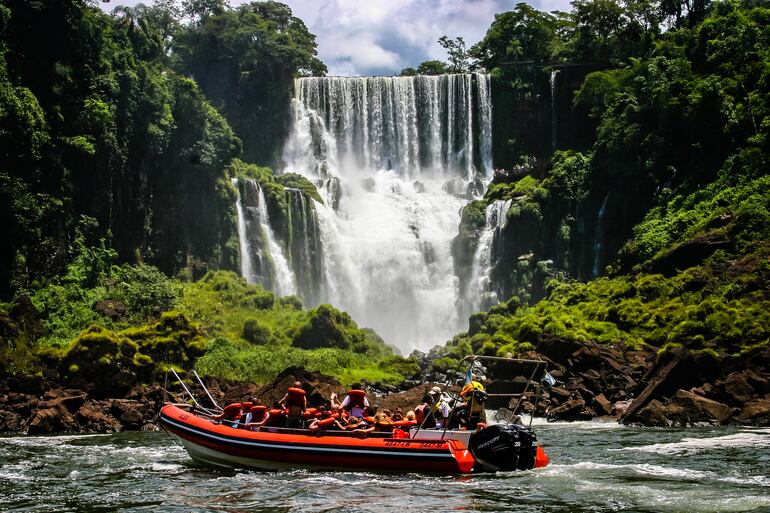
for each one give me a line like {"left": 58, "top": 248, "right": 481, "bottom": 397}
{"left": 469, "top": 424, "right": 521, "bottom": 471}
{"left": 470, "top": 423, "right": 539, "bottom": 472}
{"left": 510, "top": 424, "right": 538, "bottom": 470}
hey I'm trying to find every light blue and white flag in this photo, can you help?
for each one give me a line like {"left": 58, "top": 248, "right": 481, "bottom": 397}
{"left": 542, "top": 371, "right": 556, "bottom": 387}
{"left": 464, "top": 365, "right": 473, "bottom": 385}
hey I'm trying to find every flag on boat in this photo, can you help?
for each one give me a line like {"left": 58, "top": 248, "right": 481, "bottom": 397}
{"left": 542, "top": 371, "right": 556, "bottom": 387}
{"left": 464, "top": 365, "right": 473, "bottom": 385}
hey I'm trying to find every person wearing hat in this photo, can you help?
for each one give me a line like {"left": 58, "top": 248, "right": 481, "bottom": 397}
{"left": 415, "top": 386, "right": 452, "bottom": 429}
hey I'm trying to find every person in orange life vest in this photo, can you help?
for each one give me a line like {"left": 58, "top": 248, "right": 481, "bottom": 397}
{"left": 337, "top": 383, "right": 369, "bottom": 418}
{"left": 278, "top": 381, "right": 307, "bottom": 428}
{"left": 246, "top": 404, "right": 270, "bottom": 430}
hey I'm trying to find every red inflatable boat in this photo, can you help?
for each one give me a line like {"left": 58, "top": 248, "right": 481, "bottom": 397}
{"left": 160, "top": 403, "right": 548, "bottom": 474}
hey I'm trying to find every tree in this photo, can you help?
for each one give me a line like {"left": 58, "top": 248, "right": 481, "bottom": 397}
{"left": 416, "top": 60, "right": 449, "bottom": 75}
{"left": 399, "top": 67, "right": 417, "bottom": 76}
{"left": 175, "top": 1, "right": 326, "bottom": 165}
{"left": 438, "top": 35, "right": 470, "bottom": 73}
{"left": 470, "top": 4, "right": 558, "bottom": 70}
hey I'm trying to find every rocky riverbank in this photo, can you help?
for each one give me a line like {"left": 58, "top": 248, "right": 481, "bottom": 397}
{"left": 1, "top": 343, "right": 769, "bottom": 435}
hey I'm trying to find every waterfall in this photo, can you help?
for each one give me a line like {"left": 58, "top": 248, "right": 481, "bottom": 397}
{"left": 233, "top": 178, "right": 257, "bottom": 284}
{"left": 282, "top": 73, "right": 493, "bottom": 352}
{"left": 257, "top": 185, "right": 296, "bottom": 296}
{"left": 550, "top": 69, "right": 560, "bottom": 152}
{"left": 233, "top": 177, "right": 296, "bottom": 295}
{"left": 285, "top": 188, "right": 325, "bottom": 306}
{"left": 464, "top": 199, "right": 512, "bottom": 315}
{"left": 592, "top": 194, "right": 609, "bottom": 277}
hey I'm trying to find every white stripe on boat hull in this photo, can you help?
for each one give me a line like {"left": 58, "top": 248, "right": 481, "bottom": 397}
{"left": 173, "top": 433, "right": 379, "bottom": 472}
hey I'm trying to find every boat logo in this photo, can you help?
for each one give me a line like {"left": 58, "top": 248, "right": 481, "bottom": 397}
{"left": 477, "top": 436, "right": 500, "bottom": 450}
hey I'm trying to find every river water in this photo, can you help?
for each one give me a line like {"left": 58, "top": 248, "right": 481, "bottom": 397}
{"left": 1, "top": 419, "right": 769, "bottom": 512}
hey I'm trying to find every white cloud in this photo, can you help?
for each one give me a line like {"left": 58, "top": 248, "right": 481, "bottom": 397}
{"left": 99, "top": 0, "right": 575, "bottom": 76}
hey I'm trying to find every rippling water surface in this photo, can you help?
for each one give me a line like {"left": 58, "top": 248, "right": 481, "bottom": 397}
{"left": 1, "top": 419, "right": 769, "bottom": 512}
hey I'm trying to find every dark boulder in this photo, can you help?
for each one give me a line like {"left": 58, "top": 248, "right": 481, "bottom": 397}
{"left": 594, "top": 393, "right": 613, "bottom": 416}
{"left": 26, "top": 407, "right": 75, "bottom": 434}
{"left": 664, "top": 389, "right": 733, "bottom": 426}
{"left": 536, "top": 336, "right": 582, "bottom": 364}
{"left": 735, "top": 398, "right": 770, "bottom": 426}
{"left": 254, "top": 367, "right": 344, "bottom": 408}
{"left": 631, "top": 390, "right": 733, "bottom": 427}
{"left": 547, "top": 398, "right": 593, "bottom": 421}
{"left": 94, "top": 300, "right": 127, "bottom": 320}
{"left": 76, "top": 405, "right": 121, "bottom": 432}
{"left": 623, "top": 349, "right": 722, "bottom": 424}
{"left": 724, "top": 370, "right": 768, "bottom": 404}
{"left": 120, "top": 408, "right": 145, "bottom": 429}
{"left": 647, "top": 230, "right": 732, "bottom": 276}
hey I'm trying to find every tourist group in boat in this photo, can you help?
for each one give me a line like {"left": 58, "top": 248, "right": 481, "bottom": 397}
{"left": 214, "top": 380, "right": 489, "bottom": 436}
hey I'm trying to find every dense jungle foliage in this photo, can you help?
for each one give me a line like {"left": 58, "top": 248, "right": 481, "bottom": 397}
{"left": 0, "top": 0, "right": 409, "bottom": 386}
{"left": 1, "top": 0, "right": 768, "bottom": 388}
{"left": 444, "top": 0, "right": 770, "bottom": 369}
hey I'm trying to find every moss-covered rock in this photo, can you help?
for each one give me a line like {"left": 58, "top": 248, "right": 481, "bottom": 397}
{"left": 292, "top": 304, "right": 365, "bottom": 350}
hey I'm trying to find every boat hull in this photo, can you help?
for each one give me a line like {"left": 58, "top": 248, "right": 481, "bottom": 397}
{"left": 160, "top": 404, "right": 476, "bottom": 473}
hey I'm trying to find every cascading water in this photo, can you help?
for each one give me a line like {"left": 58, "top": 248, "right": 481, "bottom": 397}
{"left": 257, "top": 185, "right": 296, "bottom": 296}
{"left": 233, "top": 178, "right": 257, "bottom": 284}
{"left": 463, "top": 199, "right": 513, "bottom": 317}
{"left": 233, "top": 177, "right": 296, "bottom": 294}
{"left": 592, "top": 194, "right": 610, "bottom": 277}
{"left": 282, "top": 73, "right": 493, "bottom": 352}
{"left": 550, "top": 69, "right": 560, "bottom": 152}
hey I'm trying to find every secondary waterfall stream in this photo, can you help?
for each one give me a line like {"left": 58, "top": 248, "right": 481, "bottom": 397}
{"left": 236, "top": 74, "right": 493, "bottom": 352}
{"left": 463, "top": 199, "right": 513, "bottom": 317}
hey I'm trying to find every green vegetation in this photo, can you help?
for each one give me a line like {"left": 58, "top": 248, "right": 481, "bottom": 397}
{"left": 447, "top": 0, "right": 770, "bottom": 368}
{"left": 2, "top": 265, "right": 417, "bottom": 385}
{"left": 443, "top": 245, "right": 770, "bottom": 365}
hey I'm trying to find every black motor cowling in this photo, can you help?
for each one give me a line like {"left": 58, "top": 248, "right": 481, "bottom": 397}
{"left": 469, "top": 424, "right": 538, "bottom": 472}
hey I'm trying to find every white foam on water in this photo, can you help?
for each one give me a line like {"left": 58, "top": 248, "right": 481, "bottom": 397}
{"left": 540, "top": 461, "right": 770, "bottom": 512}
{"left": 620, "top": 430, "right": 770, "bottom": 455}
{"left": 521, "top": 414, "right": 625, "bottom": 429}
{"left": 0, "top": 434, "right": 110, "bottom": 447}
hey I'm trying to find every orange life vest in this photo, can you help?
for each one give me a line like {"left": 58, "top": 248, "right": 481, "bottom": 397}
{"left": 250, "top": 405, "right": 268, "bottom": 421}
{"left": 217, "top": 403, "right": 241, "bottom": 421}
{"left": 286, "top": 387, "right": 306, "bottom": 408}
{"left": 345, "top": 389, "right": 367, "bottom": 410}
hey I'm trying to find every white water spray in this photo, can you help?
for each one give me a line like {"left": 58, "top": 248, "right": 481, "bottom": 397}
{"left": 282, "top": 73, "right": 492, "bottom": 352}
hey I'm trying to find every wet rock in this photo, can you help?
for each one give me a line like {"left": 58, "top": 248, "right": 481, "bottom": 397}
{"left": 613, "top": 400, "right": 632, "bottom": 416}
{"left": 253, "top": 367, "right": 344, "bottom": 409}
{"left": 724, "top": 370, "right": 768, "bottom": 404}
{"left": 633, "top": 399, "right": 668, "bottom": 426}
{"left": 26, "top": 407, "right": 75, "bottom": 434}
{"left": 76, "top": 405, "right": 121, "bottom": 432}
{"left": 141, "top": 423, "right": 160, "bottom": 432}
{"left": 547, "top": 398, "right": 591, "bottom": 421}
{"left": 664, "top": 389, "right": 733, "bottom": 426}
{"left": 41, "top": 392, "right": 88, "bottom": 413}
{"left": 413, "top": 180, "right": 426, "bottom": 193}
{"left": 0, "top": 410, "right": 23, "bottom": 432}
{"left": 120, "top": 408, "right": 145, "bottom": 429}
{"left": 623, "top": 349, "right": 721, "bottom": 424}
{"left": 594, "top": 393, "right": 612, "bottom": 416}
{"left": 536, "top": 336, "right": 583, "bottom": 364}
{"left": 735, "top": 398, "right": 770, "bottom": 426}
{"left": 632, "top": 390, "right": 733, "bottom": 427}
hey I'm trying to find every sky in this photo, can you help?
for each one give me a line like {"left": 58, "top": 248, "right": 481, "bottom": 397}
{"left": 99, "top": 0, "right": 573, "bottom": 76}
